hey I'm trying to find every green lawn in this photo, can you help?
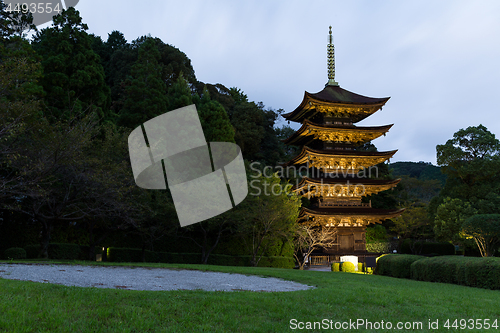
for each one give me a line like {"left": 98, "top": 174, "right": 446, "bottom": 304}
{"left": 1, "top": 260, "right": 499, "bottom": 332}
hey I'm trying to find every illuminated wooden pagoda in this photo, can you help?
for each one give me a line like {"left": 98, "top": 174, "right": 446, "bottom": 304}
{"left": 283, "top": 27, "right": 404, "bottom": 256}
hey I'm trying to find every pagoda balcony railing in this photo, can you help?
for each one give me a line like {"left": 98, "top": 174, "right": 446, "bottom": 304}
{"left": 318, "top": 200, "right": 371, "bottom": 208}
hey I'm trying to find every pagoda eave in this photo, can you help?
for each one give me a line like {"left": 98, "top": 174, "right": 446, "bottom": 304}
{"left": 283, "top": 119, "right": 393, "bottom": 146}
{"left": 298, "top": 207, "right": 405, "bottom": 227}
{"left": 293, "top": 177, "right": 401, "bottom": 198}
{"left": 283, "top": 146, "right": 397, "bottom": 172}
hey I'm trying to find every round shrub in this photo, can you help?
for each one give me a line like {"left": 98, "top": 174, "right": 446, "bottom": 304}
{"left": 341, "top": 261, "right": 355, "bottom": 273}
{"left": 24, "top": 244, "right": 40, "bottom": 259}
{"left": 358, "top": 262, "right": 364, "bottom": 272}
{"left": 4, "top": 247, "right": 27, "bottom": 259}
{"left": 331, "top": 262, "right": 340, "bottom": 272}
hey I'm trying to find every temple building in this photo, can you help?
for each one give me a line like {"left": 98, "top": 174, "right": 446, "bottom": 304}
{"left": 282, "top": 27, "right": 404, "bottom": 257}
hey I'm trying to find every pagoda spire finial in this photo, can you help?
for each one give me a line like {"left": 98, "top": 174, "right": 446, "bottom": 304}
{"left": 327, "top": 25, "right": 339, "bottom": 86}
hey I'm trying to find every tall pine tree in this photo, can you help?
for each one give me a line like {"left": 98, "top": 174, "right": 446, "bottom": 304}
{"left": 118, "top": 38, "right": 168, "bottom": 128}
{"left": 32, "top": 7, "right": 110, "bottom": 121}
{"left": 197, "top": 86, "right": 234, "bottom": 143}
{"left": 167, "top": 73, "right": 193, "bottom": 111}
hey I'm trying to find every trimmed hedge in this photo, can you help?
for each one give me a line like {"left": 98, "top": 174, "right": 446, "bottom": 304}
{"left": 257, "top": 256, "right": 295, "bottom": 269}
{"left": 78, "top": 246, "right": 103, "bottom": 260}
{"left": 107, "top": 247, "right": 157, "bottom": 263}
{"left": 411, "top": 256, "right": 500, "bottom": 290}
{"left": 375, "top": 254, "right": 424, "bottom": 279}
{"left": 341, "top": 261, "right": 355, "bottom": 273}
{"left": 23, "top": 243, "right": 82, "bottom": 259}
{"left": 4, "top": 247, "right": 26, "bottom": 259}
{"left": 331, "top": 262, "right": 340, "bottom": 272}
{"left": 48, "top": 243, "right": 81, "bottom": 260}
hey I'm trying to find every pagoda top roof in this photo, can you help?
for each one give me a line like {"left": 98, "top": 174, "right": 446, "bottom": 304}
{"left": 309, "top": 85, "right": 390, "bottom": 105}
{"left": 282, "top": 85, "right": 390, "bottom": 123}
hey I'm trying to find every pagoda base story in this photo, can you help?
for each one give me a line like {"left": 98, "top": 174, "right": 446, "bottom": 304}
{"left": 323, "top": 226, "right": 367, "bottom": 254}
{"left": 305, "top": 226, "right": 374, "bottom": 267}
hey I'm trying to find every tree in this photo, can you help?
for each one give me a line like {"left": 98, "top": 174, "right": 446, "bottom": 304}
{"left": 366, "top": 224, "right": 388, "bottom": 243}
{"left": 436, "top": 125, "right": 500, "bottom": 212}
{"left": 0, "top": 0, "right": 36, "bottom": 39}
{"left": 175, "top": 213, "right": 234, "bottom": 264}
{"left": 434, "top": 197, "right": 476, "bottom": 244}
{"left": 132, "top": 190, "right": 177, "bottom": 262}
{"left": 118, "top": 37, "right": 168, "bottom": 128}
{"left": 391, "top": 205, "right": 431, "bottom": 241}
{"left": 31, "top": 7, "right": 110, "bottom": 120}
{"left": 166, "top": 72, "right": 193, "bottom": 111}
{"left": 462, "top": 214, "right": 500, "bottom": 257}
{"left": 293, "top": 224, "right": 337, "bottom": 270}
{"left": 6, "top": 112, "right": 137, "bottom": 258}
{"left": 242, "top": 173, "right": 301, "bottom": 266}
{"left": 103, "top": 31, "right": 135, "bottom": 108}
{"left": 0, "top": 36, "right": 43, "bottom": 203}
{"left": 229, "top": 101, "right": 265, "bottom": 161}
{"left": 197, "top": 86, "right": 235, "bottom": 143}
{"left": 276, "top": 125, "right": 300, "bottom": 162}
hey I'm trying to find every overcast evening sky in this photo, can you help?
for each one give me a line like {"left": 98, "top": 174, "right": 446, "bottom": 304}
{"left": 36, "top": 0, "right": 500, "bottom": 165}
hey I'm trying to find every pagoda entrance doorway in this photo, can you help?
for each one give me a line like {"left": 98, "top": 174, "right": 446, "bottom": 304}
{"left": 339, "top": 234, "right": 354, "bottom": 252}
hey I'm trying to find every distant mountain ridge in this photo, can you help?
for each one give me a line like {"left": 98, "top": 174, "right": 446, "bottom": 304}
{"left": 389, "top": 161, "right": 446, "bottom": 185}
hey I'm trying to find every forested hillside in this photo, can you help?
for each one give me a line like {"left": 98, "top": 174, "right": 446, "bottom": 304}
{"left": 390, "top": 161, "right": 446, "bottom": 185}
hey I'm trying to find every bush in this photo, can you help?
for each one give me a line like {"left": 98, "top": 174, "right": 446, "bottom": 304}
{"left": 24, "top": 244, "right": 40, "bottom": 259}
{"left": 257, "top": 256, "right": 294, "bottom": 269}
{"left": 411, "top": 255, "right": 463, "bottom": 284}
{"left": 24, "top": 243, "right": 83, "bottom": 259}
{"left": 169, "top": 253, "right": 201, "bottom": 264}
{"left": 358, "top": 262, "right": 363, "bottom": 272}
{"left": 366, "top": 242, "right": 391, "bottom": 253}
{"left": 411, "top": 256, "right": 500, "bottom": 290}
{"left": 4, "top": 247, "right": 26, "bottom": 259}
{"left": 107, "top": 247, "right": 159, "bottom": 263}
{"left": 331, "top": 262, "right": 340, "bottom": 272}
{"left": 107, "top": 247, "right": 143, "bottom": 262}
{"left": 48, "top": 243, "right": 82, "bottom": 260}
{"left": 375, "top": 254, "right": 424, "bottom": 279}
{"left": 341, "top": 261, "right": 355, "bottom": 273}
{"left": 366, "top": 224, "right": 387, "bottom": 243}
{"left": 208, "top": 254, "right": 248, "bottom": 266}
{"left": 78, "top": 246, "right": 104, "bottom": 260}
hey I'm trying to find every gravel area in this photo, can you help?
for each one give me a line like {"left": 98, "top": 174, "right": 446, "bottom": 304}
{"left": 0, "top": 263, "right": 313, "bottom": 292}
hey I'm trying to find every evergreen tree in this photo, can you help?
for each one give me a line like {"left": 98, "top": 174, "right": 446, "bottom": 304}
{"left": 435, "top": 125, "right": 500, "bottom": 214}
{"left": 118, "top": 38, "right": 168, "bottom": 128}
{"left": 104, "top": 31, "right": 135, "bottom": 110}
{"left": 167, "top": 73, "right": 193, "bottom": 111}
{"left": 31, "top": 7, "right": 110, "bottom": 120}
{"left": 197, "top": 87, "right": 234, "bottom": 143}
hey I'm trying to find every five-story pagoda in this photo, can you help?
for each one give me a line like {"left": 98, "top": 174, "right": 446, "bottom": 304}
{"left": 283, "top": 27, "right": 404, "bottom": 256}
